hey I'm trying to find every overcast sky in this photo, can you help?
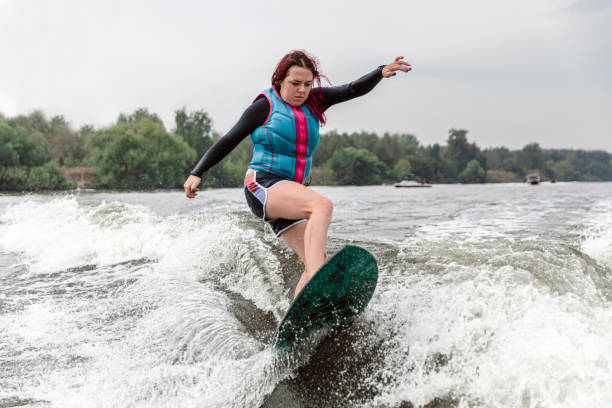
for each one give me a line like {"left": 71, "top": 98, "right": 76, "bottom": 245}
{"left": 1, "top": 0, "right": 611, "bottom": 151}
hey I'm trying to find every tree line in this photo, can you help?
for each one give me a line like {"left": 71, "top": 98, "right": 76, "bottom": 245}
{"left": 1, "top": 108, "right": 611, "bottom": 191}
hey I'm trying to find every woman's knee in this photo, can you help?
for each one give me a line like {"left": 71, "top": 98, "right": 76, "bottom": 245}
{"left": 314, "top": 196, "right": 333, "bottom": 219}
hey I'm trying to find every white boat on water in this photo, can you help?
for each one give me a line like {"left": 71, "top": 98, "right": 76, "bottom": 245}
{"left": 394, "top": 180, "right": 432, "bottom": 188}
{"left": 526, "top": 173, "right": 541, "bottom": 185}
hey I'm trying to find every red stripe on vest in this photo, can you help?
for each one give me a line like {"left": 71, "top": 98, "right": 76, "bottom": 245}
{"left": 291, "top": 107, "right": 308, "bottom": 184}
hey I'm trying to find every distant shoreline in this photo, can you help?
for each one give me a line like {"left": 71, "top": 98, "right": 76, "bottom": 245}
{"left": 2, "top": 180, "right": 608, "bottom": 195}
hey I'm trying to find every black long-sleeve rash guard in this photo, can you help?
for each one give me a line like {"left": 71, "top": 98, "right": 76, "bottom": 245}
{"left": 190, "top": 65, "right": 385, "bottom": 177}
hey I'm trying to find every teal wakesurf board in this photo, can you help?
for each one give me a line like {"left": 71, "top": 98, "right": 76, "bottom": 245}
{"left": 274, "top": 245, "right": 378, "bottom": 350}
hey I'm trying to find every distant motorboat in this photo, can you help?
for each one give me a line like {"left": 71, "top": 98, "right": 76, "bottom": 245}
{"left": 394, "top": 180, "right": 432, "bottom": 188}
{"left": 526, "top": 173, "right": 541, "bottom": 185}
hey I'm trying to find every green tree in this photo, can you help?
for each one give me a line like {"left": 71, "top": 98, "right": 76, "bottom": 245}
{"left": 14, "top": 110, "right": 50, "bottom": 135}
{"left": 549, "top": 160, "right": 576, "bottom": 181}
{"left": 27, "top": 162, "right": 76, "bottom": 190}
{"left": 0, "top": 119, "right": 75, "bottom": 191}
{"left": 50, "top": 115, "right": 68, "bottom": 128}
{"left": 0, "top": 163, "right": 75, "bottom": 191}
{"left": 429, "top": 143, "right": 441, "bottom": 161}
{"left": 441, "top": 129, "right": 480, "bottom": 181}
{"left": 326, "top": 147, "right": 387, "bottom": 185}
{"left": 374, "top": 132, "right": 418, "bottom": 167}
{"left": 117, "top": 108, "right": 163, "bottom": 125}
{"left": 392, "top": 157, "right": 412, "bottom": 180}
{"left": 459, "top": 159, "right": 486, "bottom": 183}
{"left": 0, "top": 166, "right": 28, "bottom": 190}
{"left": 517, "top": 143, "right": 544, "bottom": 172}
{"left": 313, "top": 130, "right": 353, "bottom": 166}
{"left": 584, "top": 161, "right": 611, "bottom": 180}
{"left": 0, "top": 119, "right": 51, "bottom": 167}
{"left": 502, "top": 153, "right": 525, "bottom": 177}
{"left": 409, "top": 152, "right": 440, "bottom": 182}
{"left": 49, "top": 121, "right": 89, "bottom": 165}
{"left": 583, "top": 151, "right": 612, "bottom": 180}
{"left": 89, "top": 118, "right": 196, "bottom": 189}
{"left": 482, "top": 147, "right": 511, "bottom": 170}
{"left": 350, "top": 131, "right": 379, "bottom": 151}
{"left": 11, "top": 112, "right": 90, "bottom": 166}
{"left": 174, "top": 107, "right": 214, "bottom": 155}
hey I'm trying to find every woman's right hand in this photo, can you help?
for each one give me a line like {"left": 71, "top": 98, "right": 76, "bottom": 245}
{"left": 382, "top": 56, "right": 412, "bottom": 78}
{"left": 184, "top": 175, "right": 201, "bottom": 199}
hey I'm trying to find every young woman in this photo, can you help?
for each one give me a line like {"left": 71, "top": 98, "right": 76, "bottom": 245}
{"left": 184, "top": 50, "right": 411, "bottom": 298}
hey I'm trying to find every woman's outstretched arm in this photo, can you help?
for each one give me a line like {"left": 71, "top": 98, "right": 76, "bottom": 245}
{"left": 319, "top": 56, "right": 411, "bottom": 110}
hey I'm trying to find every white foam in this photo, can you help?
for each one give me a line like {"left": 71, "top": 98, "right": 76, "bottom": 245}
{"left": 4, "top": 187, "right": 612, "bottom": 407}
{"left": 0, "top": 196, "right": 288, "bottom": 312}
{"left": 0, "top": 196, "right": 291, "bottom": 407}
{"left": 0, "top": 197, "right": 162, "bottom": 273}
{"left": 21, "top": 281, "right": 285, "bottom": 408}
{"left": 365, "top": 260, "right": 612, "bottom": 407}
{"left": 581, "top": 198, "right": 612, "bottom": 269}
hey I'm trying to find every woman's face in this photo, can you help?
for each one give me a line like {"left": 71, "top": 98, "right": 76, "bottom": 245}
{"left": 279, "top": 65, "right": 314, "bottom": 107}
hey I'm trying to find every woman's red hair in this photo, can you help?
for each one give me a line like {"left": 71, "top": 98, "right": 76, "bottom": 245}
{"left": 271, "top": 50, "right": 328, "bottom": 125}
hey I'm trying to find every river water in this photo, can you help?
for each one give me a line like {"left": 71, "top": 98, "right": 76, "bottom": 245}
{"left": 1, "top": 183, "right": 611, "bottom": 407}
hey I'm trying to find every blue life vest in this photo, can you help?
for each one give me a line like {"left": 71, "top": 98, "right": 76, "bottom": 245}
{"left": 248, "top": 88, "right": 320, "bottom": 184}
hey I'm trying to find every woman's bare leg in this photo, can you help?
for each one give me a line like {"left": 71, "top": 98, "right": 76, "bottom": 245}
{"left": 266, "top": 181, "right": 333, "bottom": 295}
{"left": 281, "top": 221, "right": 328, "bottom": 299}
{"left": 280, "top": 222, "right": 309, "bottom": 298}
{"left": 281, "top": 220, "right": 307, "bottom": 263}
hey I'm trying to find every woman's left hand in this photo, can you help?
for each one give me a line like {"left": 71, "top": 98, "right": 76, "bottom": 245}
{"left": 382, "top": 56, "right": 412, "bottom": 78}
